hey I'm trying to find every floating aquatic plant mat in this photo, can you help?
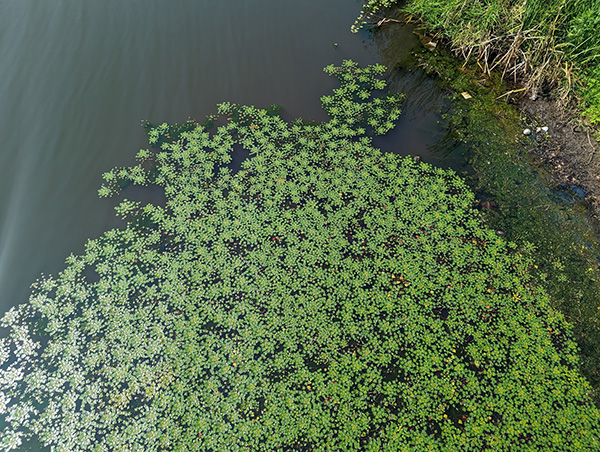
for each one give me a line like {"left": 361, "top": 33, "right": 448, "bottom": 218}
{"left": 1, "top": 61, "right": 598, "bottom": 450}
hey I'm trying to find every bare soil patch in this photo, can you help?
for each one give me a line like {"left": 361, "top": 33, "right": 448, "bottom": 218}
{"left": 521, "top": 96, "right": 600, "bottom": 215}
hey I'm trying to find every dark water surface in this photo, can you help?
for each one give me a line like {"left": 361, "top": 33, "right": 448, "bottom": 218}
{"left": 0, "top": 1, "right": 447, "bottom": 316}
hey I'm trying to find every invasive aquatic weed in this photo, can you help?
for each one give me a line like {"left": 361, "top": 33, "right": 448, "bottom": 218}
{"left": 0, "top": 62, "right": 599, "bottom": 450}
{"left": 410, "top": 43, "right": 600, "bottom": 404}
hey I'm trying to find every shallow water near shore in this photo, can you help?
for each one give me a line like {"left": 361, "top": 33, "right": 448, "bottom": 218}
{"left": 391, "top": 34, "right": 600, "bottom": 401}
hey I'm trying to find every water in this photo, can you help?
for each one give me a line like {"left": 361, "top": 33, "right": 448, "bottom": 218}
{"left": 2, "top": 2, "right": 600, "bottom": 449}
{"left": 0, "top": 1, "right": 448, "bottom": 316}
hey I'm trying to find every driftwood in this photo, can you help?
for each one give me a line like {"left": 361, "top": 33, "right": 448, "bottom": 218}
{"left": 376, "top": 17, "right": 405, "bottom": 27}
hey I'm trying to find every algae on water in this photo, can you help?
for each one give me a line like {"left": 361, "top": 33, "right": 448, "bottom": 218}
{"left": 1, "top": 61, "right": 598, "bottom": 451}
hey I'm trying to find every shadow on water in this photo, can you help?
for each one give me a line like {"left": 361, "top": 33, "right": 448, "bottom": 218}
{"left": 363, "top": 18, "right": 470, "bottom": 172}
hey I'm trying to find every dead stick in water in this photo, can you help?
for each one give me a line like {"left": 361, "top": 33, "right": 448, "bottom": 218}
{"left": 376, "top": 18, "right": 404, "bottom": 26}
{"left": 495, "top": 87, "right": 527, "bottom": 99}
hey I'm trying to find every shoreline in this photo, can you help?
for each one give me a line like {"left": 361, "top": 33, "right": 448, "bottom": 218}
{"left": 363, "top": 6, "right": 600, "bottom": 218}
{"left": 521, "top": 95, "right": 600, "bottom": 218}
{"left": 393, "top": 31, "right": 600, "bottom": 403}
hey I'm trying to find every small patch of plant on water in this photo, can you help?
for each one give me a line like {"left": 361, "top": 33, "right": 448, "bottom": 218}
{"left": 0, "top": 61, "right": 599, "bottom": 450}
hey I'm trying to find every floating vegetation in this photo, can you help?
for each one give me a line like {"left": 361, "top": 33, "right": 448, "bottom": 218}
{"left": 1, "top": 61, "right": 599, "bottom": 450}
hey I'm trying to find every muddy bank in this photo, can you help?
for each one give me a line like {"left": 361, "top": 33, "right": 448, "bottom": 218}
{"left": 521, "top": 96, "right": 600, "bottom": 217}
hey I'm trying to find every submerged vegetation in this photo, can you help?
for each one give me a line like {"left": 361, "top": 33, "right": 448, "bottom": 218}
{"left": 354, "top": 0, "right": 600, "bottom": 125}
{"left": 1, "top": 61, "right": 599, "bottom": 450}
{"left": 406, "top": 45, "right": 600, "bottom": 403}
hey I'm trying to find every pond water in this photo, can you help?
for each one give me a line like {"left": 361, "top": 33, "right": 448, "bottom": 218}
{"left": 0, "top": 0, "right": 454, "bottom": 318}
{"left": 2, "top": 1, "right": 600, "bottom": 449}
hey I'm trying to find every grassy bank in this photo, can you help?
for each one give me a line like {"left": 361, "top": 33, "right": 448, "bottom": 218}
{"left": 354, "top": 0, "right": 600, "bottom": 126}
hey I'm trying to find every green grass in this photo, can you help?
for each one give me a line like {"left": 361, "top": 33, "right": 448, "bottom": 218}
{"left": 581, "top": 67, "right": 600, "bottom": 123}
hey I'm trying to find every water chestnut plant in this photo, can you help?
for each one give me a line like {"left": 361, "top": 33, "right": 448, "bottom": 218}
{"left": 0, "top": 61, "right": 599, "bottom": 451}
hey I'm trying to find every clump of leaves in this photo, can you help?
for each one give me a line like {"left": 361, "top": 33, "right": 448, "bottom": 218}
{"left": 351, "top": 0, "right": 397, "bottom": 33}
{"left": 321, "top": 60, "right": 403, "bottom": 136}
{"left": 1, "top": 61, "right": 599, "bottom": 451}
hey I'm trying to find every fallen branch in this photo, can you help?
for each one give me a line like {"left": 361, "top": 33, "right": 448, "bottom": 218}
{"left": 496, "top": 87, "right": 527, "bottom": 99}
{"left": 376, "top": 17, "right": 405, "bottom": 26}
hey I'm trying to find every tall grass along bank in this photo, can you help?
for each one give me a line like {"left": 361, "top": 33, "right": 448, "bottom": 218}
{"left": 355, "top": 0, "right": 600, "bottom": 125}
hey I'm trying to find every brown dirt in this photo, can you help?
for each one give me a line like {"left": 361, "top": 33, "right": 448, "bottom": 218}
{"left": 520, "top": 96, "right": 600, "bottom": 216}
